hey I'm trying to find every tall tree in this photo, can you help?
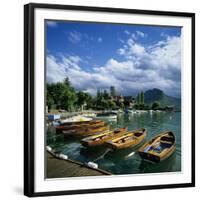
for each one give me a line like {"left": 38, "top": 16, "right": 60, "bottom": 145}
{"left": 76, "top": 91, "right": 92, "bottom": 111}
{"left": 110, "top": 86, "right": 116, "bottom": 97}
{"left": 141, "top": 91, "right": 144, "bottom": 105}
{"left": 136, "top": 92, "right": 141, "bottom": 104}
{"left": 107, "top": 100, "right": 116, "bottom": 109}
{"left": 64, "top": 77, "right": 70, "bottom": 86}
{"left": 46, "top": 77, "right": 78, "bottom": 111}
{"left": 103, "top": 89, "right": 109, "bottom": 99}
{"left": 152, "top": 101, "right": 160, "bottom": 110}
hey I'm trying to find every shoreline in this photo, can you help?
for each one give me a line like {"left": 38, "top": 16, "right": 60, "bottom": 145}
{"left": 47, "top": 109, "right": 181, "bottom": 116}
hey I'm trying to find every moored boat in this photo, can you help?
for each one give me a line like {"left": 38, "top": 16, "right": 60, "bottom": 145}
{"left": 56, "top": 120, "right": 105, "bottom": 133}
{"left": 62, "top": 124, "right": 110, "bottom": 137}
{"left": 59, "top": 119, "right": 103, "bottom": 126}
{"left": 82, "top": 112, "right": 97, "bottom": 118}
{"left": 95, "top": 112, "right": 117, "bottom": 120}
{"left": 138, "top": 131, "right": 176, "bottom": 163}
{"left": 59, "top": 115, "right": 92, "bottom": 124}
{"left": 75, "top": 125, "right": 109, "bottom": 137}
{"left": 106, "top": 128, "right": 147, "bottom": 150}
{"left": 81, "top": 127, "right": 127, "bottom": 147}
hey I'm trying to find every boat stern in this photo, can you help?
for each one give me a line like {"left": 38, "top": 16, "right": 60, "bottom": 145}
{"left": 138, "top": 151, "right": 160, "bottom": 163}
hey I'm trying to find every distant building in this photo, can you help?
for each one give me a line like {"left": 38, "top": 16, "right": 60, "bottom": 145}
{"left": 111, "top": 95, "right": 135, "bottom": 108}
{"left": 124, "top": 96, "right": 135, "bottom": 108}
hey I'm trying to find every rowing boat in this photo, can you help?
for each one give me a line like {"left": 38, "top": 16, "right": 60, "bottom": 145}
{"left": 62, "top": 124, "right": 110, "bottom": 137}
{"left": 59, "top": 115, "right": 92, "bottom": 124}
{"left": 81, "top": 127, "right": 127, "bottom": 147}
{"left": 60, "top": 119, "right": 102, "bottom": 126}
{"left": 75, "top": 125, "right": 109, "bottom": 137}
{"left": 138, "top": 131, "right": 176, "bottom": 163}
{"left": 56, "top": 120, "right": 105, "bottom": 133}
{"left": 106, "top": 128, "right": 147, "bottom": 150}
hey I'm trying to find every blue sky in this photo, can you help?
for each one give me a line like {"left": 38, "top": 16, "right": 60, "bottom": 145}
{"left": 46, "top": 20, "right": 181, "bottom": 97}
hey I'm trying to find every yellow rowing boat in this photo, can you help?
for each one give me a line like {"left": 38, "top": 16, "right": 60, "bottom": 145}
{"left": 56, "top": 120, "right": 105, "bottom": 134}
{"left": 62, "top": 124, "right": 110, "bottom": 137}
{"left": 106, "top": 128, "right": 147, "bottom": 150}
{"left": 138, "top": 131, "right": 176, "bottom": 163}
{"left": 81, "top": 127, "right": 127, "bottom": 147}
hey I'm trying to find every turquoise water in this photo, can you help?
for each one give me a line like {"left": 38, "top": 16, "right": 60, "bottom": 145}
{"left": 47, "top": 111, "right": 181, "bottom": 175}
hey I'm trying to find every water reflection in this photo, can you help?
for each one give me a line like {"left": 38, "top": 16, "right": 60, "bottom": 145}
{"left": 80, "top": 146, "right": 110, "bottom": 162}
{"left": 47, "top": 112, "right": 181, "bottom": 175}
{"left": 139, "top": 153, "right": 176, "bottom": 173}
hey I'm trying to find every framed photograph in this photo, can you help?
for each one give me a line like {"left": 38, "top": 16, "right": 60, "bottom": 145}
{"left": 24, "top": 3, "right": 195, "bottom": 197}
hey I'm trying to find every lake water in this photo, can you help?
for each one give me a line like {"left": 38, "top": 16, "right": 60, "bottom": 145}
{"left": 47, "top": 111, "right": 181, "bottom": 176}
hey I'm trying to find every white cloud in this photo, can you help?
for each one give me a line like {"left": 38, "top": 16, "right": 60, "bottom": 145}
{"left": 118, "top": 35, "right": 181, "bottom": 69}
{"left": 119, "top": 39, "right": 125, "bottom": 43}
{"left": 124, "top": 30, "right": 130, "bottom": 35}
{"left": 124, "top": 30, "right": 146, "bottom": 41}
{"left": 46, "top": 54, "right": 83, "bottom": 83}
{"left": 149, "top": 36, "right": 181, "bottom": 70}
{"left": 131, "top": 33, "right": 137, "bottom": 40}
{"left": 130, "top": 43, "right": 146, "bottom": 56}
{"left": 47, "top": 34, "right": 181, "bottom": 97}
{"left": 68, "top": 55, "right": 82, "bottom": 63}
{"left": 46, "top": 55, "right": 66, "bottom": 83}
{"left": 116, "top": 34, "right": 181, "bottom": 96}
{"left": 46, "top": 21, "right": 57, "bottom": 27}
{"left": 117, "top": 48, "right": 126, "bottom": 55}
{"left": 136, "top": 31, "right": 145, "bottom": 37}
{"left": 127, "top": 38, "right": 135, "bottom": 47}
{"left": 97, "top": 37, "right": 103, "bottom": 43}
{"left": 68, "top": 31, "right": 82, "bottom": 43}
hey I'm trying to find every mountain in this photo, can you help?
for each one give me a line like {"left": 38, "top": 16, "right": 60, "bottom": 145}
{"left": 144, "top": 88, "right": 181, "bottom": 110}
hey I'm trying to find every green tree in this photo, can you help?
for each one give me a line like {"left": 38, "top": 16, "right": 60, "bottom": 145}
{"left": 103, "top": 89, "right": 109, "bottom": 99}
{"left": 117, "top": 101, "right": 124, "bottom": 109}
{"left": 136, "top": 92, "right": 141, "bottom": 104}
{"left": 46, "top": 77, "right": 78, "bottom": 112}
{"left": 152, "top": 101, "right": 160, "bottom": 110}
{"left": 100, "top": 99, "right": 108, "bottom": 109}
{"left": 107, "top": 100, "right": 116, "bottom": 109}
{"left": 97, "top": 89, "right": 103, "bottom": 101}
{"left": 64, "top": 77, "right": 70, "bottom": 86}
{"left": 134, "top": 104, "right": 139, "bottom": 110}
{"left": 46, "top": 92, "right": 54, "bottom": 110}
{"left": 97, "top": 89, "right": 101, "bottom": 99}
{"left": 76, "top": 91, "right": 92, "bottom": 111}
{"left": 144, "top": 104, "right": 150, "bottom": 110}
{"left": 60, "top": 86, "right": 77, "bottom": 111}
{"left": 141, "top": 91, "right": 144, "bottom": 105}
{"left": 110, "top": 86, "right": 116, "bottom": 97}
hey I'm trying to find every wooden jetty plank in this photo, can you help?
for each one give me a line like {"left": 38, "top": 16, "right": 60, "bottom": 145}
{"left": 46, "top": 152, "right": 111, "bottom": 178}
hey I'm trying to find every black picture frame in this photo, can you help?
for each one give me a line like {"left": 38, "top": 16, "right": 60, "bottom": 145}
{"left": 24, "top": 3, "right": 195, "bottom": 197}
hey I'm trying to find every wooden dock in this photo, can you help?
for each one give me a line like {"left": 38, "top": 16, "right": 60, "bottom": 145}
{"left": 46, "top": 152, "right": 111, "bottom": 178}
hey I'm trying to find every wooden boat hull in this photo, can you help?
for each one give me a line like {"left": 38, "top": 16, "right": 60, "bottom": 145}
{"left": 62, "top": 125, "right": 110, "bottom": 137}
{"left": 75, "top": 125, "right": 110, "bottom": 137}
{"left": 138, "top": 131, "right": 176, "bottom": 163}
{"left": 106, "top": 128, "right": 147, "bottom": 150}
{"left": 60, "top": 119, "right": 102, "bottom": 126}
{"left": 81, "top": 128, "right": 127, "bottom": 147}
{"left": 56, "top": 120, "right": 105, "bottom": 133}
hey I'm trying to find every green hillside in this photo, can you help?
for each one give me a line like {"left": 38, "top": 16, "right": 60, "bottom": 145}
{"left": 144, "top": 88, "right": 181, "bottom": 110}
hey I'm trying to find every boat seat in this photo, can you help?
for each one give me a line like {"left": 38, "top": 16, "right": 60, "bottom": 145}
{"left": 160, "top": 140, "right": 172, "bottom": 144}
